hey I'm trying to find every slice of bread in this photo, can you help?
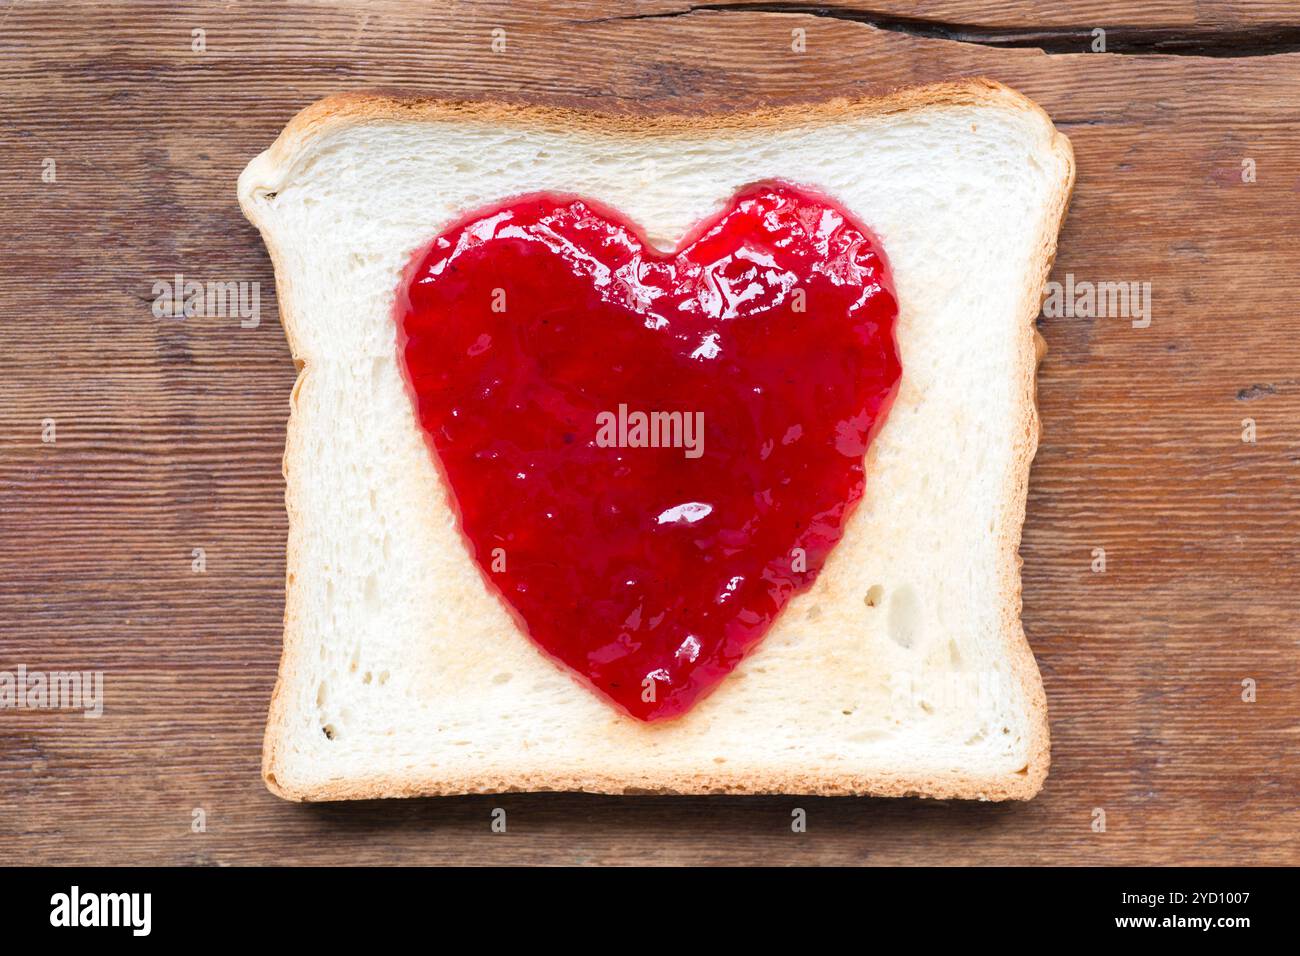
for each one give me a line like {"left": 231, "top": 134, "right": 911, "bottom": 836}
{"left": 238, "top": 79, "right": 1073, "bottom": 802}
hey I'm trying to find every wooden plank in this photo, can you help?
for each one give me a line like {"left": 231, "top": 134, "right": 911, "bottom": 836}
{"left": 1, "top": 0, "right": 1297, "bottom": 865}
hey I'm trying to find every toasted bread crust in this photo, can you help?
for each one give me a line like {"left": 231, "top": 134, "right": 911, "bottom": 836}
{"left": 241, "top": 78, "right": 1074, "bottom": 803}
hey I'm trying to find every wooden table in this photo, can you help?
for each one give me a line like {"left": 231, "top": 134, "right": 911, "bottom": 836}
{"left": 2, "top": 0, "right": 1297, "bottom": 866}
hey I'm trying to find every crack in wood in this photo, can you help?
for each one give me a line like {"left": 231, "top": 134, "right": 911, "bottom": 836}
{"left": 575, "top": 3, "right": 1300, "bottom": 58}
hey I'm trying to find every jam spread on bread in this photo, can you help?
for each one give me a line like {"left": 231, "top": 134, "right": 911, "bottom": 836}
{"left": 397, "top": 183, "right": 901, "bottom": 720}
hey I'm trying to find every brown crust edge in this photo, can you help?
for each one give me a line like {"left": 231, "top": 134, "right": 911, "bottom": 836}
{"left": 239, "top": 78, "right": 1075, "bottom": 803}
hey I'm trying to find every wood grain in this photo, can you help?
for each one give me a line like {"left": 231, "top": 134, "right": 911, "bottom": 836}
{"left": 1, "top": 0, "right": 1297, "bottom": 865}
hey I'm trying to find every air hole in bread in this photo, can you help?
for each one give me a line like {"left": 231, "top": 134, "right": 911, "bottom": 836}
{"left": 864, "top": 584, "right": 884, "bottom": 608}
{"left": 805, "top": 604, "right": 822, "bottom": 620}
{"left": 322, "top": 724, "right": 336, "bottom": 740}
{"left": 887, "top": 584, "right": 921, "bottom": 648}
{"left": 492, "top": 672, "right": 512, "bottom": 685}
{"left": 849, "top": 729, "right": 888, "bottom": 743}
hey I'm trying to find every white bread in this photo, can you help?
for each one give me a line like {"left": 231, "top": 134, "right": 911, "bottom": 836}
{"left": 238, "top": 79, "right": 1074, "bottom": 801}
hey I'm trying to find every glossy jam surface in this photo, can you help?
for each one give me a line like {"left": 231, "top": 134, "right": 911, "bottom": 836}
{"left": 397, "top": 183, "right": 901, "bottom": 720}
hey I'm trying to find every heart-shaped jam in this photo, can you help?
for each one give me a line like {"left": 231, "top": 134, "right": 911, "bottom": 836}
{"left": 397, "top": 182, "right": 901, "bottom": 720}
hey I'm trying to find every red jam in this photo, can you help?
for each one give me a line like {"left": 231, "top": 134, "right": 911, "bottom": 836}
{"left": 397, "top": 182, "right": 901, "bottom": 721}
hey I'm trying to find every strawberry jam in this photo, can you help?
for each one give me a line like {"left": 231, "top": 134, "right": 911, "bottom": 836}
{"left": 397, "top": 182, "right": 901, "bottom": 721}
